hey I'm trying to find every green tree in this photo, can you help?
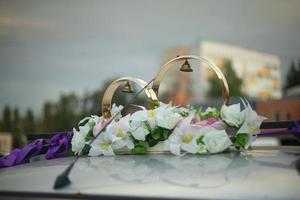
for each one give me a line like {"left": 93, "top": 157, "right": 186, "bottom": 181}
{"left": 80, "top": 78, "right": 146, "bottom": 119}
{"left": 23, "top": 109, "right": 35, "bottom": 134}
{"left": 42, "top": 102, "right": 55, "bottom": 132}
{"left": 54, "top": 93, "right": 81, "bottom": 131}
{"left": 208, "top": 60, "right": 244, "bottom": 98}
{"left": 1, "top": 77, "right": 150, "bottom": 137}
{"left": 84, "top": 90, "right": 104, "bottom": 116}
{"left": 12, "top": 108, "right": 25, "bottom": 148}
{"left": 285, "top": 60, "right": 300, "bottom": 90}
{"left": 81, "top": 78, "right": 121, "bottom": 117}
{"left": 2, "top": 105, "right": 12, "bottom": 132}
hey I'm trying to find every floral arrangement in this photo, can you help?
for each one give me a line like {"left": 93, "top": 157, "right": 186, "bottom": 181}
{"left": 0, "top": 99, "right": 266, "bottom": 168}
{"left": 71, "top": 99, "right": 266, "bottom": 156}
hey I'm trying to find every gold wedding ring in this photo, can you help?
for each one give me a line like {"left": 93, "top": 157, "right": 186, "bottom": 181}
{"left": 102, "top": 77, "right": 158, "bottom": 119}
{"left": 152, "top": 55, "right": 230, "bottom": 105}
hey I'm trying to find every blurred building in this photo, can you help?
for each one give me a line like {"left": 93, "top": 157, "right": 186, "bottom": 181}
{"left": 256, "top": 99, "right": 300, "bottom": 146}
{"left": 158, "top": 47, "right": 193, "bottom": 106}
{"left": 157, "top": 41, "right": 287, "bottom": 107}
{"left": 256, "top": 99, "right": 300, "bottom": 121}
{"left": 0, "top": 133, "right": 12, "bottom": 156}
{"left": 200, "top": 41, "right": 282, "bottom": 100}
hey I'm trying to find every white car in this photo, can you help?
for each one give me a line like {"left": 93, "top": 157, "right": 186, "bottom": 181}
{"left": 0, "top": 146, "right": 300, "bottom": 200}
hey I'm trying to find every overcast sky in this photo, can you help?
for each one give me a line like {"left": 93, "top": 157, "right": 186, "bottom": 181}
{"left": 0, "top": 0, "right": 300, "bottom": 115}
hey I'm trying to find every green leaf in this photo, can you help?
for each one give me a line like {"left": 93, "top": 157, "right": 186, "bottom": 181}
{"left": 152, "top": 100, "right": 160, "bottom": 108}
{"left": 146, "top": 126, "right": 172, "bottom": 147}
{"left": 132, "top": 145, "right": 147, "bottom": 154}
{"left": 179, "top": 111, "right": 189, "bottom": 117}
{"left": 84, "top": 130, "right": 94, "bottom": 142}
{"left": 200, "top": 110, "right": 220, "bottom": 120}
{"left": 196, "top": 107, "right": 203, "bottom": 118}
{"left": 196, "top": 135, "right": 205, "bottom": 145}
{"left": 198, "top": 144, "right": 207, "bottom": 154}
{"left": 233, "top": 133, "right": 249, "bottom": 149}
{"left": 151, "top": 128, "right": 161, "bottom": 140}
{"left": 144, "top": 121, "right": 152, "bottom": 132}
{"left": 87, "top": 120, "right": 95, "bottom": 129}
{"left": 162, "top": 129, "right": 171, "bottom": 140}
{"left": 147, "top": 135, "right": 160, "bottom": 147}
{"left": 130, "top": 133, "right": 148, "bottom": 148}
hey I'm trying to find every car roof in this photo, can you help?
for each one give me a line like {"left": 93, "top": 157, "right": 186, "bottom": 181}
{"left": 0, "top": 147, "right": 300, "bottom": 200}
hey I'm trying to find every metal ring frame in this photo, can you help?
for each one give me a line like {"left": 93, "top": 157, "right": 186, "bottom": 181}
{"left": 152, "top": 55, "right": 230, "bottom": 105}
{"left": 102, "top": 56, "right": 230, "bottom": 119}
{"left": 102, "top": 77, "right": 158, "bottom": 119}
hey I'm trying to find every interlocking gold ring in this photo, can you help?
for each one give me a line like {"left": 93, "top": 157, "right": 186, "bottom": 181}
{"left": 152, "top": 55, "right": 230, "bottom": 105}
{"left": 102, "top": 77, "right": 158, "bottom": 119}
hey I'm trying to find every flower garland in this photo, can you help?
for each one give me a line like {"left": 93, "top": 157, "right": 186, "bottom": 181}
{"left": 71, "top": 99, "right": 266, "bottom": 156}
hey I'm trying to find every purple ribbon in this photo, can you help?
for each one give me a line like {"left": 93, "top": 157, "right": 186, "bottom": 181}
{"left": 0, "top": 131, "right": 73, "bottom": 168}
{"left": 259, "top": 120, "right": 300, "bottom": 137}
{"left": 45, "top": 132, "right": 73, "bottom": 159}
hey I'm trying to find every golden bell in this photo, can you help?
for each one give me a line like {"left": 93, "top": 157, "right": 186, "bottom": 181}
{"left": 122, "top": 81, "right": 134, "bottom": 93}
{"left": 180, "top": 59, "right": 193, "bottom": 72}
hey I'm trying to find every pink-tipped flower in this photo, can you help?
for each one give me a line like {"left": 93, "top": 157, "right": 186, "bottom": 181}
{"left": 190, "top": 117, "right": 224, "bottom": 129}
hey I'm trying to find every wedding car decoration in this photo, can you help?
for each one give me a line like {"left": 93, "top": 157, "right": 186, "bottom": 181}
{"left": 0, "top": 55, "right": 269, "bottom": 168}
{"left": 72, "top": 98, "right": 265, "bottom": 156}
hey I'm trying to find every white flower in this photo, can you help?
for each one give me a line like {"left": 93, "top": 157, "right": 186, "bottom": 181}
{"left": 203, "top": 107, "right": 217, "bottom": 115}
{"left": 129, "top": 108, "right": 154, "bottom": 141}
{"left": 88, "top": 122, "right": 120, "bottom": 156}
{"left": 129, "top": 102, "right": 181, "bottom": 142}
{"left": 110, "top": 114, "right": 134, "bottom": 149}
{"left": 79, "top": 115, "right": 101, "bottom": 126}
{"left": 90, "top": 115, "right": 101, "bottom": 123}
{"left": 221, "top": 103, "right": 245, "bottom": 127}
{"left": 88, "top": 134, "right": 115, "bottom": 156}
{"left": 237, "top": 103, "right": 266, "bottom": 135}
{"left": 92, "top": 117, "right": 105, "bottom": 137}
{"left": 71, "top": 128, "right": 86, "bottom": 154}
{"left": 204, "top": 129, "right": 232, "bottom": 153}
{"left": 92, "top": 104, "right": 123, "bottom": 138}
{"left": 71, "top": 115, "right": 103, "bottom": 154}
{"left": 174, "top": 106, "right": 196, "bottom": 117}
{"left": 76, "top": 115, "right": 103, "bottom": 137}
{"left": 164, "top": 116, "right": 203, "bottom": 155}
{"left": 111, "top": 103, "right": 124, "bottom": 121}
{"left": 155, "top": 105, "right": 182, "bottom": 130}
{"left": 78, "top": 125, "right": 90, "bottom": 136}
{"left": 130, "top": 125, "right": 149, "bottom": 141}
{"left": 237, "top": 102, "right": 266, "bottom": 148}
